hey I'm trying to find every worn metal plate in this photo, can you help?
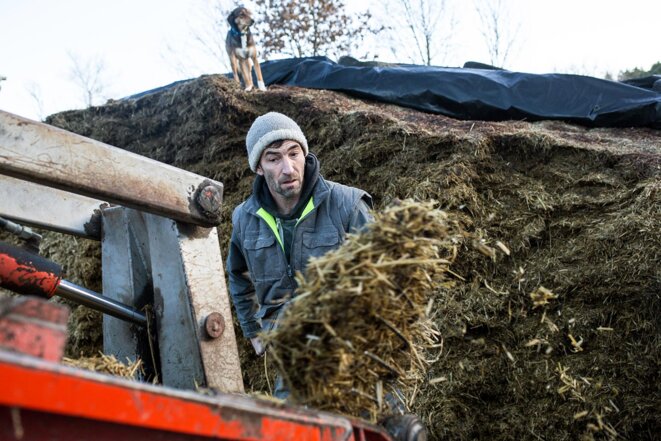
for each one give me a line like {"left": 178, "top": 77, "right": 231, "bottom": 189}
{"left": 145, "top": 213, "right": 243, "bottom": 393}
{"left": 101, "top": 207, "right": 153, "bottom": 377}
{"left": 173, "top": 221, "right": 245, "bottom": 393}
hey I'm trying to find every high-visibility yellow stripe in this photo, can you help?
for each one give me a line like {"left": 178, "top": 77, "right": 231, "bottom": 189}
{"left": 256, "top": 208, "right": 283, "bottom": 250}
{"left": 296, "top": 197, "right": 315, "bottom": 226}
{"left": 256, "top": 197, "right": 315, "bottom": 251}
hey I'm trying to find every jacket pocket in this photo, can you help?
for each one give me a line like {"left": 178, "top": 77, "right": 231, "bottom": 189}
{"left": 243, "top": 235, "right": 285, "bottom": 281}
{"left": 301, "top": 231, "right": 341, "bottom": 263}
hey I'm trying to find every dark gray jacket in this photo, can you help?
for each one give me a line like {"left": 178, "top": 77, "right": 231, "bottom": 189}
{"left": 227, "top": 176, "right": 373, "bottom": 338}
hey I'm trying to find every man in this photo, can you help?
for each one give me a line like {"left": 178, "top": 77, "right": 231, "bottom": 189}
{"left": 226, "top": 111, "right": 373, "bottom": 358}
{"left": 226, "top": 113, "right": 428, "bottom": 440}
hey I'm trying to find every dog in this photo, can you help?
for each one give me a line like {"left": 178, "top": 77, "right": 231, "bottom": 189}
{"left": 226, "top": 6, "right": 266, "bottom": 91}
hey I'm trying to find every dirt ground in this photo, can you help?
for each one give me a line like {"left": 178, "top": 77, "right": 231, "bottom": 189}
{"left": 41, "top": 75, "right": 660, "bottom": 440}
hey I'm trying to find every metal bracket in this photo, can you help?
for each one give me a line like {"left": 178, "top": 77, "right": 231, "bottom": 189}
{"left": 145, "top": 213, "right": 243, "bottom": 392}
{"left": 101, "top": 207, "right": 243, "bottom": 392}
{"left": 1, "top": 111, "right": 243, "bottom": 393}
{"left": 101, "top": 207, "right": 154, "bottom": 379}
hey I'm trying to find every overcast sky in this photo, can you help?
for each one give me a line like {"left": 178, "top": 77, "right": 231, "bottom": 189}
{"left": 1, "top": 0, "right": 659, "bottom": 120}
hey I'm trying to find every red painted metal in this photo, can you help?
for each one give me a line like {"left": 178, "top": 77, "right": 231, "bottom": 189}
{"left": 0, "top": 241, "right": 61, "bottom": 298}
{"left": 0, "top": 408, "right": 217, "bottom": 441}
{"left": 0, "top": 246, "right": 393, "bottom": 440}
{"left": 0, "top": 297, "right": 69, "bottom": 362}
{"left": 0, "top": 351, "right": 393, "bottom": 441}
{"left": 0, "top": 242, "right": 147, "bottom": 325}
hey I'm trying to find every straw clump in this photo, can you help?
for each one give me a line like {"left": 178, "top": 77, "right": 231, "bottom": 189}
{"left": 265, "top": 199, "right": 470, "bottom": 420}
{"left": 62, "top": 352, "right": 143, "bottom": 379}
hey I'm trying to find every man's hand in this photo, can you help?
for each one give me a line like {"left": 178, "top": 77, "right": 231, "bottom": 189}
{"left": 250, "top": 336, "right": 265, "bottom": 356}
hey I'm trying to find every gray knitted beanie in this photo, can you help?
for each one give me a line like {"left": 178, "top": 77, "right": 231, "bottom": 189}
{"left": 245, "top": 112, "right": 309, "bottom": 172}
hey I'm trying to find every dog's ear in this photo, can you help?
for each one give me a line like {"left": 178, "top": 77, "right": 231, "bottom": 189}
{"left": 227, "top": 9, "right": 236, "bottom": 27}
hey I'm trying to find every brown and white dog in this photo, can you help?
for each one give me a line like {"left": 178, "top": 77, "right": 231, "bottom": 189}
{"left": 226, "top": 6, "right": 266, "bottom": 91}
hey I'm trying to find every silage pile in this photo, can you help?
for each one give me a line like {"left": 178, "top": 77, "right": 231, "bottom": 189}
{"left": 42, "top": 75, "right": 660, "bottom": 440}
{"left": 266, "top": 200, "right": 482, "bottom": 420}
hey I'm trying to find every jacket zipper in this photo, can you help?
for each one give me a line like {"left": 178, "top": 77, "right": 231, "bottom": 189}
{"left": 276, "top": 217, "right": 295, "bottom": 279}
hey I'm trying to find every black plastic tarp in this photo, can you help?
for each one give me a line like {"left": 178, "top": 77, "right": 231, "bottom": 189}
{"left": 622, "top": 74, "right": 661, "bottom": 92}
{"left": 258, "top": 57, "right": 661, "bottom": 129}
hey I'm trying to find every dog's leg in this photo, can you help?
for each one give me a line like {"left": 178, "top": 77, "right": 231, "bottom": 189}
{"left": 251, "top": 52, "right": 267, "bottom": 91}
{"left": 229, "top": 52, "right": 241, "bottom": 86}
{"left": 240, "top": 60, "right": 254, "bottom": 91}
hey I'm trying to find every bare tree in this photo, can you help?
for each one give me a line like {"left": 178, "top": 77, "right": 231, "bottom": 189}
{"left": 68, "top": 52, "right": 109, "bottom": 107}
{"left": 25, "top": 82, "right": 46, "bottom": 121}
{"left": 161, "top": 0, "right": 233, "bottom": 78}
{"left": 188, "top": 0, "right": 233, "bottom": 72}
{"left": 474, "top": 0, "right": 519, "bottom": 68}
{"left": 254, "top": 0, "right": 380, "bottom": 61}
{"left": 384, "top": 0, "right": 456, "bottom": 66}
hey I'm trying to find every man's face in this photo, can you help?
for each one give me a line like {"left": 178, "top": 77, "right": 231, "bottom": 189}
{"left": 256, "top": 140, "right": 306, "bottom": 200}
